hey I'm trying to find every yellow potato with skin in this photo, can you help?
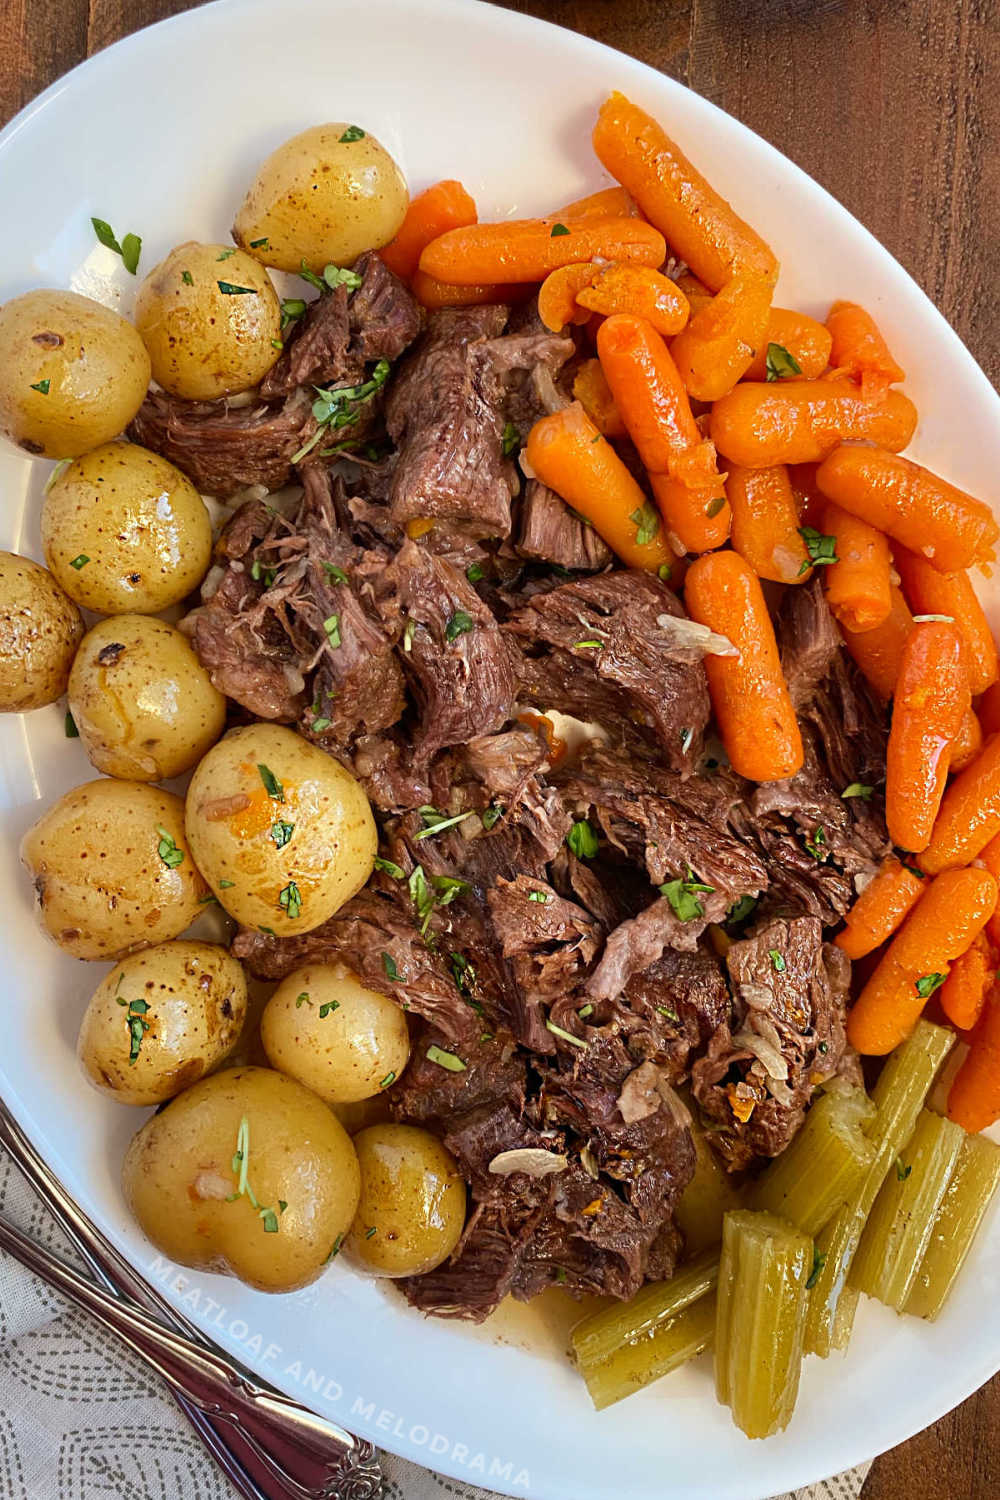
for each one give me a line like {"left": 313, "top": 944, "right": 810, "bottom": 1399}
{"left": 78, "top": 940, "right": 247, "bottom": 1106}
{"left": 344, "top": 1123, "right": 466, "bottom": 1278}
{"left": 185, "top": 724, "right": 376, "bottom": 936}
{"left": 68, "top": 615, "right": 226, "bottom": 780}
{"left": 0, "top": 551, "right": 83, "bottom": 711}
{"left": 0, "top": 289, "right": 151, "bottom": 458}
{"left": 233, "top": 123, "right": 409, "bottom": 273}
{"left": 20, "top": 778, "right": 209, "bottom": 959}
{"left": 122, "top": 1065, "right": 361, "bottom": 1292}
{"left": 135, "top": 243, "right": 282, "bottom": 399}
{"left": 261, "top": 963, "right": 410, "bottom": 1104}
{"left": 42, "top": 441, "right": 212, "bottom": 614}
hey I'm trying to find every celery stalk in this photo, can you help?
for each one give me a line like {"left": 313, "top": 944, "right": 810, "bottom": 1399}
{"left": 905, "top": 1132, "right": 1000, "bottom": 1320}
{"left": 580, "top": 1295, "right": 716, "bottom": 1410}
{"left": 754, "top": 1085, "right": 875, "bottom": 1236}
{"left": 571, "top": 1247, "right": 718, "bottom": 1369}
{"left": 675, "top": 1123, "right": 745, "bottom": 1254}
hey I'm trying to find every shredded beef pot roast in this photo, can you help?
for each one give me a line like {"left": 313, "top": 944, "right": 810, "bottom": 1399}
{"left": 178, "top": 284, "right": 882, "bottom": 1322}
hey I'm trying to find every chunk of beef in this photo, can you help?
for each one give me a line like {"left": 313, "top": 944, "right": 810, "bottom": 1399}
{"left": 779, "top": 576, "right": 842, "bottom": 709}
{"left": 402, "top": 1189, "right": 550, "bottom": 1321}
{"left": 487, "top": 875, "right": 602, "bottom": 1052}
{"left": 390, "top": 1028, "right": 528, "bottom": 1129}
{"left": 352, "top": 732, "right": 433, "bottom": 814}
{"left": 608, "top": 948, "right": 732, "bottom": 1083}
{"left": 489, "top": 327, "right": 576, "bottom": 439}
{"left": 128, "top": 389, "right": 312, "bottom": 498}
{"left": 586, "top": 887, "right": 734, "bottom": 1002}
{"left": 516, "top": 479, "right": 612, "bottom": 572}
{"left": 506, "top": 571, "right": 710, "bottom": 771}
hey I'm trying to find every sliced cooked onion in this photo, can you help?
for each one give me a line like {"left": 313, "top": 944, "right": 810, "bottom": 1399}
{"left": 488, "top": 1148, "right": 568, "bottom": 1178}
{"left": 618, "top": 1060, "right": 662, "bottom": 1124}
{"left": 201, "top": 563, "right": 226, "bottom": 601}
{"left": 655, "top": 614, "right": 740, "bottom": 659}
{"left": 533, "top": 364, "right": 570, "bottom": 415}
{"left": 732, "top": 1027, "right": 789, "bottom": 1083}
{"left": 740, "top": 982, "right": 777, "bottom": 1013}
{"left": 282, "top": 665, "right": 305, "bottom": 695}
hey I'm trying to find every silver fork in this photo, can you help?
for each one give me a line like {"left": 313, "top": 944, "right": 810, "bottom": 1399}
{"left": 0, "top": 1101, "right": 382, "bottom": 1500}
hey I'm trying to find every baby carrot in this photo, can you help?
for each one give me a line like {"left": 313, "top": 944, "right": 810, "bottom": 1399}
{"left": 939, "top": 932, "right": 994, "bottom": 1033}
{"left": 978, "top": 683, "right": 1000, "bottom": 737}
{"left": 834, "top": 857, "right": 926, "bottom": 961}
{"left": 556, "top": 186, "right": 638, "bottom": 218}
{"left": 411, "top": 270, "right": 517, "bottom": 308}
{"left": 947, "top": 987, "right": 1000, "bottom": 1131}
{"left": 572, "top": 358, "right": 626, "bottom": 437}
{"left": 595, "top": 314, "right": 729, "bottom": 552}
{"left": 538, "top": 263, "right": 599, "bottom": 331}
{"left": 675, "top": 271, "right": 713, "bottom": 315}
{"left": 815, "top": 447, "right": 999, "bottom": 574}
{"left": 525, "top": 402, "right": 673, "bottom": 571}
{"left": 379, "top": 179, "right": 477, "bottom": 282}
{"left": 821, "top": 502, "right": 892, "bottom": 633}
{"left": 893, "top": 545, "right": 999, "bottom": 695}
{"left": 978, "top": 833, "right": 1000, "bottom": 947}
{"left": 727, "top": 463, "right": 812, "bottom": 584}
{"left": 576, "top": 263, "right": 690, "bottom": 336}
{"left": 743, "top": 309, "right": 833, "bottom": 381}
{"left": 592, "top": 92, "right": 778, "bottom": 292}
{"left": 826, "top": 300, "right": 905, "bottom": 391}
{"left": 788, "top": 463, "right": 825, "bottom": 528}
{"left": 839, "top": 584, "right": 914, "bottom": 700}
{"left": 885, "top": 620, "right": 970, "bottom": 852}
{"left": 685, "top": 550, "right": 804, "bottom": 781}
{"left": 920, "top": 733, "right": 1000, "bottom": 875}
{"left": 847, "top": 867, "right": 998, "bottom": 1055}
{"left": 670, "top": 273, "right": 774, "bottom": 402}
{"left": 419, "top": 215, "right": 666, "bottom": 285}
{"left": 950, "top": 707, "right": 983, "bottom": 773}
{"left": 709, "top": 381, "right": 917, "bottom": 467}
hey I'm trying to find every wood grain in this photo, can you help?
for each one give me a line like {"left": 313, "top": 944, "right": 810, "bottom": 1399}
{"left": 0, "top": 3, "right": 997, "bottom": 1497}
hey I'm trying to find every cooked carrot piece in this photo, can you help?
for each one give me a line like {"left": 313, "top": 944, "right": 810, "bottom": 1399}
{"left": 743, "top": 309, "right": 833, "bottom": 381}
{"left": 710, "top": 381, "right": 917, "bottom": 468}
{"left": 675, "top": 271, "right": 714, "bottom": 315}
{"left": 670, "top": 274, "right": 774, "bottom": 402}
{"left": 978, "top": 683, "right": 1000, "bottom": 737}
{"left": 815, "top": 447, "right": 999, "bottom": 574}
{"left": 847, "top": 867, "right": 998, "bottom": 1055}
{"left": 979, "top": 834, "right": 1000, "bottom": 948}
{"left": 939, "top": 933, "right": 994, "bottom": 1033}
{"left": 379, "top": 179, "right": 477, "bottom": 282}
{"left": 538, "top": 263, "right": 598, "bottom": 331}
{"left": 419, "top": 215, "right": 666, "bottom": 285}
{"left": 410, "top": 269, "right": 517, "bottom": 308}
{"left": 576, "top": 264, "right": 690, "bottom": 336}
{"left": 893, "top": 545, "right": 999, "bottom": 694}
{"left": 839, "top": 583, "right": 913, "bottom": 700}
{"left": 592, "top": 91, "right": 778, "bottom": 292}
{"left": 821, "top": 502, "right": 892, "bottom": 634}
{"left": 572, "top": 359, "right": 626, "bottom": 438}
{"left": 525, "top": 402, "right": 674, "bottom": 571}
{"left": 788, "top": 462, "right": 825, "bottom": 528}
{"left": 835, "top": 857, "right": 927, "bottom": 961}
{"left": 950, "top": 708, "right": 984, "bottom": 773}
{"left": 726, "top": 463, "right": 812, "bottom": 584}
{"left": 948, "top": 988, "right": 1000, "bottom": 1131}
{"left": 920, "top": 733, "right": 1000, "bottom": 875}
{"left": 595, "top": 314, "right": 728, "bottom": 553}
{"left": 556, "top": 185, "right": 638, "bottom": 218}
{"left": 826, "top": 300, "right": 905, "bottom": 393}
{"left": 885, "top": 621, "right": 970, "bottom": 852}
{"left": 684, "top": 550, "right": 804, "bottom": 782}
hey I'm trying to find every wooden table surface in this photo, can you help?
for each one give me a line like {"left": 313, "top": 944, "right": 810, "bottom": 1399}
{"left": 1, "top": 1, "right": 997, "bottom": 1496}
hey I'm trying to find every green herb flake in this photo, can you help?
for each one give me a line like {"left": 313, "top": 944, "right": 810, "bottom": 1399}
{"left": 339, "top": 125, "right": 366, "bottom": 142}
{"left": 323, "top": 613, "right": 342, "bottom": 647}
{"left": 806, "top": 1247, "right": 827, "bottom": 1290}
{"left": 295, "top": 993, "right": 311, "bottom": 1008}
{"left": 578, "top": 1004, "right": 594, "bottom": 1020}
{"left": 798, "top": 527, "right": 838, "bottom": 575}
{"left": 382, "top": 952, "right": 403, "bottom": 983}
{"left": 550, "top": 222, "right": 570, "bottom": 237}
{"left": 124, "top": 997, "right": 151, "bottom": 1065}
{"left": 415, "top": 805, "right": 476, "bottom": 840}
{"left": 278, "top": 881, "right": 302, "bottom": 919}
{"left": 280, "top": 297, "right": 307, "bottom": 328}
{"left": 630, "top": 500, "right": 661, "bottom": 547}
{"left": 270, "top": 821, "right": 295, "bottom": 849}
{"left": 805, "top": 825, "right": 827, "bottom": 860}
{"left": 323, "top": 563, "right": 349, "bottom": 585}
{"left": 30, "top": 379, "right": 50, "bottom": 395}
{"left": 727, "top": 894, "right": 758, "bottom": 926}
{"left": 374, "top": 855, "right": 406, "bottom": 879}
{"left": 270, "top": 338, "right": 284, "bottom": 350}
{"left": 896, "top": 1157, "right": 913, "bottom": 1182}
{"left": 364, "top": 1225, "right": 377, "bottom": 1239}
{"left": 545, "top": 1018, "right": 587, "bottom": 1049}
{"left": 445, "top": 610, "right": 475, "bottom": 642}
{"left": 64, "top": 711, "right": 79, "bottom": 738}
{"left": 257, "top": 763, "right": 285, "bottom": 801}
{"left": 156, "top": 825, "right": 184, "bottom": 869}
{"left": 325, "top": 1233, "right": 343, "bottom": 1262}
{"left": 481, "top": 804, "right": 503, "bottom": 831}
{"left": 915, "top": 972, "right": 947, "bottom": 999}
{"left": 426, "top": 1044, "right": 467, "bottom": 1072}
{"left": 402, "top": 618, "right": 416, "bottom": 653}
{"left": 323, "top": 264, "right": 363, "bottom": 291}
{"left": 705, "top": 494, "right": 727, "bottom": 518}
{"left": 818, "top": 1040, "right": 829, "bottom": 1055}
{"left": 765, "top": 342, "right": 802, "bottom": 381}
{"left": 574, "top": 638, "right": 603, "bottom": 650}
{"left": 501, "top": 421, "right": 520, "bottom": 457}
{"left": 567, "top": 820, "right": 599, "bottom": 860}
{"left": 278, "top": 1200, "right": 288, "bottom": 1214}
{"left": 842, "top": 783, "right": 874, "bottom": 800}
{"left": 450, "top": 952, "right": 476, "bottom": 993}
{"left": 769, "top": 949, "right": 787, "bottom": 973}
{"left": 219, "top": 879, "right": 235, "bottom": 889}
{"left": 250, "top": 237, "right": 269, "bottom": 249}
{"left": 658, "top": 562, "right": 672, "bottom": 582}
{"left": 216, "top": 247, "right": 237, "bottom": 261}
{"left": 657, "top": 1005, "right": 681, "bottom": 1022}
{"left": 181, "top": 270, "right": 194, "bottom": 285}
{"left": 293, "top": 359, "right": 391, "bottom": 462}
{"left": 659, "top": 871, "right": 715, "bottom": 922}
{"left": 217, "top": 281, "right": 257, "bottom": 295}
{"left": 69, "top": 554, "right": 90, "bottom": 570}
{"left": 319, "top": 1000, "right": 340, "bottom": 1019}
{"left": 91, "top": 217, "right": 142, "bottom": 274}
{"left": 466, "top": 561, "right": 485, "bottom": 584}
{"left": 311, "top": 716, "right": 332, "bottom": 733}
{"left": 379, "top": 1071, "right": 396, "bottom": 1090}
{"left": 260, "top": 1208, "right": 280, "bottom": 1234}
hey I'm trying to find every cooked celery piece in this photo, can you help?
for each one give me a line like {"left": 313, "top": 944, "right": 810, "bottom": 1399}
{"left": 831, "top": 1282, "right": 859, "bottom": 1351}
{"left": 715, "top": 1210, "right": 812, "bottom": 1439}
{"left": 754, "top": 1085, "right": 876, "bottom": 1236}
{"left": 676, "top": 1123, "right": 745, "bottom": 1254}
{"left": 850, "top": 1108, "right": 965, "bottom": 1308}
{"left": 571, "top": 1246, "right": 718, "bottom": 1368}
{"left": 804, "top": 1019, "right": 954, "bottom": 1356}
{"left": 580, "top": 1294, "right": 716, "bottom": 1410}
{"left": 905, "top": 1132, "right": 1000, "bottom": 1320}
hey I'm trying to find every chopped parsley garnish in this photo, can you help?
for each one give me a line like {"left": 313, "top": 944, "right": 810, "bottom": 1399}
{"left": 805, "top": 825, "right": 827, "bottom": 860}
{"left": 311, "top": 716, "right": 332, "bottom": 733}
{"left": 323, "top": 563, "right": 348, "bottom": 585}
{"left": 657, "top": 1004, "right": 680, "bottom": 1022}
{"left": 660, "top": 870, "right": 715, "bottom": 922}
{"left": 380, "top": 1071, "right": 396, "bottom": 1089}
{"left": 250, "top": 237, "right": 269, "bottom": 249}
{"left": 550, "top": 223, "right": 570, "bottom": 237}
{"left": 545, "top": 1018, "right": 587, "bottom": 1049}
{"left": 319, "top": 1000, "right": 339, "bottom": 1019}
{"left": 481, "top": 804, "right": 503, "bottom": 830}
{"left": 705, "top": 494, "right": 727, "bottom": 518}
{"left": 270, "top": 337, "right": 284, "bottom": 350}
{"left": 630, "top": 500, "right": 661, "bottom": 547}
{"left": 818, "top": 1040, "right": 829, "bottom": 1055}
{"left": 450, "top": 952, "right": 476, "bottom": 994}
{"left": 445, "top": 610, "right": 475, "bottom": 642}
{"left": 30, "top": 379, "right": 50, "bottom": 395}
{"left": 219, "top": 879, "right": 235, "bottom": 889}
{"left": 278, "top": 881, "right": 302, "bottom": 919}
{"left": 501, "top": 421, "right": 520, "bottom": 457}
{"left": 293, "top": 359, "right": 391, "bottom": 462}
{"left": 216, "top": 247, "right": 236, "bottom": 261}
{"left": 120, "top": 996, "right": 150, "bottom": 1065}
{"left": 69, "top": 554, "right": 90, "bottom": 570}
{"left": 426, "top": 1044, "right": 467, "bottom": 1072}
{"left": 323, "top": 613, "right": 341, "bottom": 647}
{"left": 339, "top": 125, "right": 366, "bottom": 142}
{"left": 280, "top": 297, "right": 307, "bottom": 328}
{"left": 528, "top": 889, "right": 551, "bottom": 904}
{"left": 156, "top": 826, "right": 184, "bottom": 869}
{"left": 91, "top": 217, "right": 141, "bottom": 274}
{"left": 270, "top": 821, "right": 294, "bottom": 849}
{"left": 298, "top": 263, "right": 327, "bottom": 291}
{"left": 295, "top": 992, "right": 311, "bottom": 1008}
{"left": 466, "top": 561, "right": 485, "bottom": 584}
{"left": 382, "top": 952, "right": 403, "bottom": 982}
{"left": 567, "top": 820, "right": 599, "bottom": 860}
{"left": 765, "top": 342, "right": 802, "bottom": 381}
{"left": 658, "top": 562, "right": 673, "bottom": 582}
{"left": 574, "top": 639, "right": 603, "bottom": 650}
{"left": 250, "top": 559, "right": 276, "bottom": 586}
{"left": 181, "top": 270, "right": 194, "bottom": 285}
{"left": 415, "top": 805, "right": 476, "bottom": 840}
{"left": 841, "top": 783, "right": 873, "bottom": 800}
{"left": 402, "top": 618, "right": 416, "bottom": 652}
{"left": 727, "top": 895, "right": 758, "bottom": 925}
{"left": 798, "top": 527, "right": 838, "bottom": 575}
{"left": 896, "top": 1157, "right": 913, "bottom": 1181}
{"left": 64, "top": 711, "right": 79, "bottom": 738}
{"left": 364, "top": 1226, "right": 377, "bottom": 1239}
{"left": 915, "top": 972, "right": 946, "bottom": 999}
{"left": 217, "top": 281, "right": 257, "bottom": 295}
{"left": 322, "top": 264, "right": 363, "bottom": 291}
{"left": 226, "top": 1116, "right": 281, "bottom": 1234}
{"left": 325, "top": 1234, "right": 343, "bottom": 1262}
{"left": 257, "top": 763, "right": 284, "bottom": 801}
{"left": 578, "top": 1004, "right": 594, "bottom": 1020}
{"left": 806, "top": 1248, "right": 827, "bottom": 1289}
{"left": 769, "top": 949, "right": 787, "bottom": 973}
{"left": 374, "top": 855, "right": 405, "bottom": 879}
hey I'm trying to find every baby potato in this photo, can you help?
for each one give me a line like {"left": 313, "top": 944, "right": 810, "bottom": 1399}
{"left": 42, "top": 441, "right": 212, "bottom": 614}
{"left": 20, "top": 778, "right": 209, "bottom": 960}
{"left": 0, "top": 289, "right": 151, "bottom": 458}
{"left": 344, "top": 1123, "right": 466, "bottom": 1279}
{"left": 122, "top": 1065, "right": 361, "bottom": 1292}
{"left": 185, "top": 723, "right": 376, "bottom": 936}
{"left": 68, "top": 615, "right": 226, "bottom": 780}
{"left": 135, "top": 243, "right": 282, "bottom": 400}
{"left": 78, "top": 940, "right": 247, "bottom": 1106}
{"left": 0, "top": 551, "right": 83, "bottom": 711}
{"left": 261, "top": 963, "right": 410, "bottom": 1104}
{"left": 233, "top": 123, "right": 408, "bottom": 273}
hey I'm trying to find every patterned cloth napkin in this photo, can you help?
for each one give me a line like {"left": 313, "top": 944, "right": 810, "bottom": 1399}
{"left": 0, "top": 1144, "right": 870, "bottom": 1500}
